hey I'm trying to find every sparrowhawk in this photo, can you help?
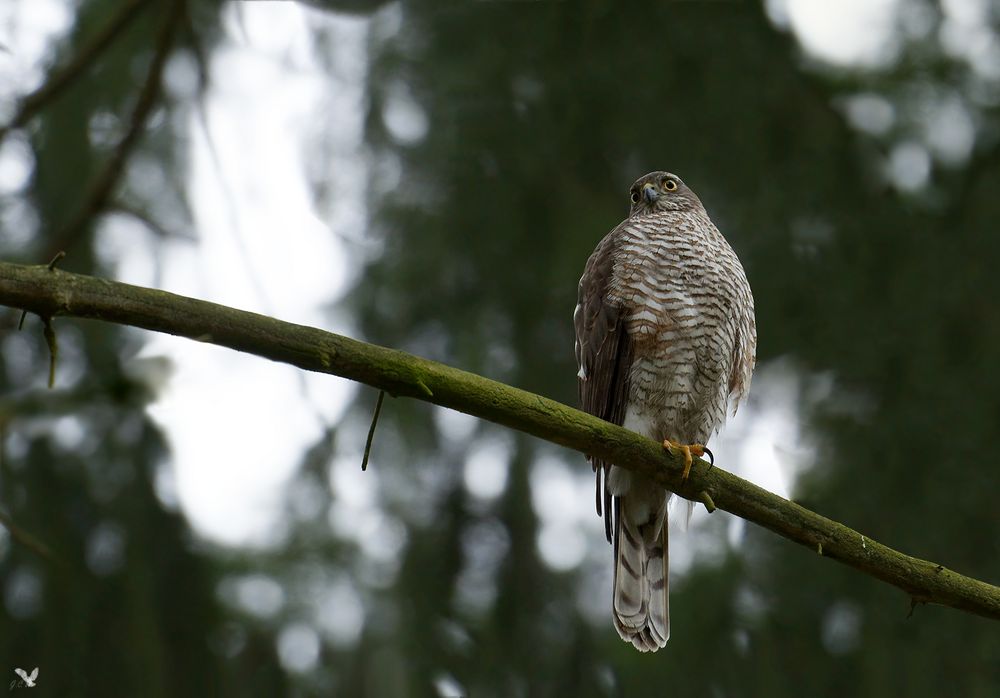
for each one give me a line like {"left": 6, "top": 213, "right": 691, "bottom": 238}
{"left": 574, "top": 171, "right": 756, "bottom": 651}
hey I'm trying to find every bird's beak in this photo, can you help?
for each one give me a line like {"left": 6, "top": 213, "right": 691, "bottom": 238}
{"left": 642, "top": 182, "right": 658, "bottom": 204}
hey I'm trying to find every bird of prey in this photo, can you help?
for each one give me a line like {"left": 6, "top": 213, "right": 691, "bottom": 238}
{"left": 574, "top": 171, "right": 756, "bottom": 651}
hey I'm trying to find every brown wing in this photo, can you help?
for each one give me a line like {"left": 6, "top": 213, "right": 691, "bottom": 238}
{"left": 574, "top": 226, "right": 633, "bottom": 543}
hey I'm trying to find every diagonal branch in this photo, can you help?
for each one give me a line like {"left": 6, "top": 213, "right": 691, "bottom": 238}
{"left": 0, "top": 0, "right": 149, "bottom": 142}
{"left": 1, "top": 260, "right": 999, "bottom": 621}
{"left": 0, "top": 506, "right": 59, "bottom": 566}
{"left": 45, "top": 0, "right": 185, "bottom": 258}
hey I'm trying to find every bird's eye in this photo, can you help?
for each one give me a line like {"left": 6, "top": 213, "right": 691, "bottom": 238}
{"left": 663, "top": 179, "right": 677, "bottom": 192}
{"left": 630, "top": 191, "right": 640, "bottom": 204}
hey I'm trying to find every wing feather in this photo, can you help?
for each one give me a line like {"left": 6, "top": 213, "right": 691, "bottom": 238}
{"left": 727, "top": 293, "right": 757, "bottom": 413}
{"left": 574, "top": 226, "right": 633, "bottom": 543}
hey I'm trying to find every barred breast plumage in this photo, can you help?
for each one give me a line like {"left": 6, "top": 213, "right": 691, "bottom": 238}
{"left": 574, "top": 171, "right": 755, "bottom": 652}
{"left": 610, "top": 206, "right": 753, "bottom": 444}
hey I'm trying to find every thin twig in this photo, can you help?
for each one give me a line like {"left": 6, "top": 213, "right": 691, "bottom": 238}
{"left": 107, "top": 203, "right": 197, "bottom": 242}
{"left": 45, "top": 0, "right": 185, "bottom": 258}
{"left": 361, "top": 390, "right": 386, "bottom": 471}
{"left": 0, "top": 260, "right": 998, "bottom": 622}
{"left": 42, "top": 318, "right": 57, "bottom": 389}
{"left": 0, "top": 0, "right": 148, "bottom": 141}
{"left": 0, "top": 507, "right": 58, "bottom": 566}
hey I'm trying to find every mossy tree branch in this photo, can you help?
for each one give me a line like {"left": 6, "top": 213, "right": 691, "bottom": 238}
{"left": 2, "top": 260, "right": 999, "bottom": 621}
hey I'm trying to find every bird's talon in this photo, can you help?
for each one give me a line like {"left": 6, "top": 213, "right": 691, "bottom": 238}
{"left": 663, "top": 439, "right": 710, "bottom": 481}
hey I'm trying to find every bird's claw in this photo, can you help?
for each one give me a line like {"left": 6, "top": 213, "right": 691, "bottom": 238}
{"left": 662, "top": 439, "right": 712, "bottom": 481}
{"left": 703, "top": 446, "right": 715, "bottom": 468}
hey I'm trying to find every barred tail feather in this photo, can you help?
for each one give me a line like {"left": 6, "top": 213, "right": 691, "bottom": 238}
{"left": 645, "top": 529, "right": 670, "bottom": 647}
{"left": 613, "top": 495, "right": 670, "bottom": 652}
{"left": 612, "top": 495, "right": 670, "bottom": 652}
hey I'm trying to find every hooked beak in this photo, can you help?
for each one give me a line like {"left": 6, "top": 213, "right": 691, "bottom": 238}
{"left": 641, "top": 182, "right": 658, "bottom": 204}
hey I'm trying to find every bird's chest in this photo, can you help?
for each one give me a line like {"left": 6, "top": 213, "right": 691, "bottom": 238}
{"left": 609, "top": 231, "right": 729, "bottom": 356}
{"left": 608, "top": 226, "right": 735, "bottom": 437}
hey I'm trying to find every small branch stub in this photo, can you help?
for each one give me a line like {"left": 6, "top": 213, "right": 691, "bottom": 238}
{"left": 47, "top": 251, "right": 66, "bottom": 270}
{"left": 698, "top": 490, "right": 716, "bottom": 513}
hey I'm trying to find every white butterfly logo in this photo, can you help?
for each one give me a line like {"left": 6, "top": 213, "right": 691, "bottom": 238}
{"left": 14, "top": 667, "right": 38, "bottom": 687}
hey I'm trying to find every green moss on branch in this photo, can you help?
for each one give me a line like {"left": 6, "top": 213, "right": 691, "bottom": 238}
{"left": 2, "top": 260, "right": 999, "bottom": 621}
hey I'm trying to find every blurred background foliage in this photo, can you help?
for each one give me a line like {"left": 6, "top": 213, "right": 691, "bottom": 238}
{"left": 1, "top": 0, "right": 1000, "bottom": 696}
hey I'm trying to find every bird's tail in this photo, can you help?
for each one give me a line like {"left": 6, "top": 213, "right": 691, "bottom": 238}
{"left": 612, "top": 491, "right": 669, "bottom": 652}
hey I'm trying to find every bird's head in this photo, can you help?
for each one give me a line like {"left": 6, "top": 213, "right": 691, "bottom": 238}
{"left": 627, "top": 171, "right": 702, "bottom": 217}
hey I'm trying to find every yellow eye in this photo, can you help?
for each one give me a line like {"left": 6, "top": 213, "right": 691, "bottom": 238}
{"left": 663, "top": 179, "right": 677, "bottom": 192}
{"left": 630, "top": 191, "right": 640, "bottom": 204}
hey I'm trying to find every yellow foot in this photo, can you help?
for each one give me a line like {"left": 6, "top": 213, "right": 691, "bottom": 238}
{"left": 662, "top": 439, "right": 713, "bottom": 481}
